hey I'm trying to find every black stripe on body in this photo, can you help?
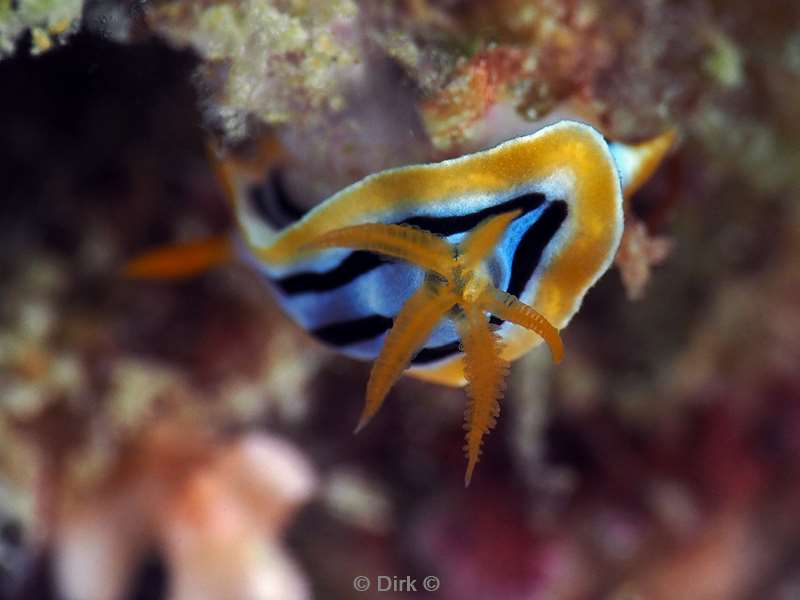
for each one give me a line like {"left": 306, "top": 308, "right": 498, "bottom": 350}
{"left": 506, "top": 200, "right": 568, "bottom": 297}
{"left": 247, "top": 170, "right": 308, "bottom": 229}
{"left": 279, "top": 251, "right": 386, "bottom": 295}
{"left": 312, "top": 315, "right": 460, "bottom": 365}
{"left": 400, "top": 192, "right": 543, "bottom": 235}
{"left": 271, "top": 170, "right": 307, "bottom": 221}
{"left": 248, "top": 184, "right": 285, "bottom": 229}
{"left": 313, "top": 315, "right": 393, "bottom": 346}
{"left": 487, "top": 200, "right": 568, "bottom": 325}
{"left": 412, "top": 341, "right": 462, "bottom": 365}
{"left": 308, "top": 200, "right": 569, "bottom": 365}
{"left": 275, "top": 191, "right": 547, "bottom": 295}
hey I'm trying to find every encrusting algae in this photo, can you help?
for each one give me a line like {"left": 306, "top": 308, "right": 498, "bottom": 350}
{"left": 0, "top": 0, "right": 82, "bottom": 56}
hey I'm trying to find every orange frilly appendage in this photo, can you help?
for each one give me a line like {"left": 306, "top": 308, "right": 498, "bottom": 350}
{"left": 457, "top": 210, "right": 521, "bottom": 270}
{"left": 479, "top": 288, "right": 564, "bottom": 364}
{"left": 359, "top": 282, "right": 456, "bottom": 433}
{"left": 456, "top": 305, "right": 509, "bottom": 486}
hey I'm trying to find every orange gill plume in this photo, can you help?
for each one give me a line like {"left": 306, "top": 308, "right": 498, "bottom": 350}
{"left": 359, "top": 281, "right": 456, "bottom": 433}
{"left": 456, "top": 304, "right": 510, "bottom": 486}
{"left": 301, "top": 209, "right": 563, "bottom": 485}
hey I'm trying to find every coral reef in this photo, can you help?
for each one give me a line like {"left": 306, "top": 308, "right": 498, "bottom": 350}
{"left": 1, "top": 0, "right": 799, "bottom": 599}
{"left": 148, "top": 0, "right": 363, "bottom": 142}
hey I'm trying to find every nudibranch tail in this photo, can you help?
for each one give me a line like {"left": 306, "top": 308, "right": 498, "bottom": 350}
{"left": 456, "top": 304, "right": 508, "bottom": 486}
{"left": 300, "top": 223, "right": 453, "bottom": 277}
{"left": 456, "top": 209, "right": 522, "bottom": 270}
{"left": 479, "top": 288, "right": 564, "bottom": 364}
{"left": 611, "top": 129, "right": 677, "bottom": 199}
{"left": 359, "top": 282, "right": 457, "bottom": 433}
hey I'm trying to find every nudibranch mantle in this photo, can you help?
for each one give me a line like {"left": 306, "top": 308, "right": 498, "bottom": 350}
{"left": 242, "top": 121, "right": 623, "bottom": 388}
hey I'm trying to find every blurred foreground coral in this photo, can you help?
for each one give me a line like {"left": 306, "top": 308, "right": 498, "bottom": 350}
{"left": 55, "top": 425, "right": 315, "bottom": 600}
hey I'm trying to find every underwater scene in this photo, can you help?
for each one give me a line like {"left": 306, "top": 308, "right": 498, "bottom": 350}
{"left": 1, "top": 1, "right": 800, "bottom": 599}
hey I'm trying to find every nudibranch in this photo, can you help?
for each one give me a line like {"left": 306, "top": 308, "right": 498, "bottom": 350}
{"left": 126, "top": 120, "right": 674, "bottom": 484}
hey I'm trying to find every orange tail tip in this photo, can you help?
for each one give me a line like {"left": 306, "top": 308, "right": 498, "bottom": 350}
{"left": 123, "top": 235, "right": 232, "bottom": 280}
{"left": 621, "top": 129, "right": 677, "bottom": 199}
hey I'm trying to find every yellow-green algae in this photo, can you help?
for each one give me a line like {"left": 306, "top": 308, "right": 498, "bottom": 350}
{"left": 0, "top": 0, "right": 82, "bottom": 56}
{"left": 149, "top": 0, "right": 361, "bottom": 140}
